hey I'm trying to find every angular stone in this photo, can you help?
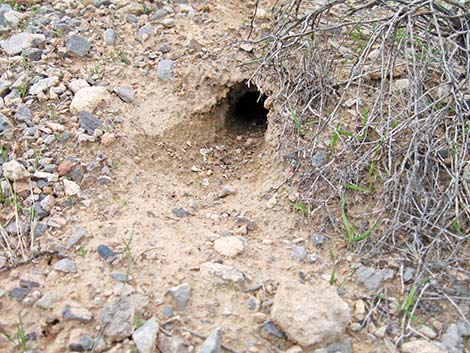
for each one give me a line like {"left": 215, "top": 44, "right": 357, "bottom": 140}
{"left": 114, "top": 86, "right": 135, "bottom": 103}
{"left": 157, "top": 59, "right": 175, "bottom": 81}
{"left": 198, "top": 327, "right": 222, "bottom": 353}
{"left": 158, "top": 335, "right": 190, "bottom": 353}
{"left": 166, "top": 283, "right": 191, "bottom": 311}
{"left": 263, "top": 320, "right": 286, "bottom": 339}
{"left": 66, "top": 34, "right": 91, "bottom": 57}
{"left": 36, "top": 291, "right": 58, "bottom": 310}
{"left": 104, "top": 28, "right": 116, "bottom": 45}
{"left": 0, "top": 113, "right": 11, "bottom": 134}
{"left": 97, "top": 244, "right": 115, "bottom": 260}
{"left": 199, "top": 262, "right": 245, "bottom": 286}
{"left": 79, "top": 111, "right": 104, "bottom": 134}
{"left": 356, "top": 265, "right": 394, "bottom": 291}
{"left": 54, "top": 258, "right": 77, "bottom": 273}
{"left": 29, "top": 76, "right": 59, "bottom": 95}
{"left": 9, "top": 287, "right": 30, "bottom": 302}
{"left": 63, "top": 305, "right": 93, "bottom": 322}
{"left": 132, "top": 318, "right": 159, "bottom": 353}
{"left": 63, "top": 179, "right": 81, "bottom": 196}
{"left": 271, "top": 280, "right": 350, "bottom": 347}
{"left": 1, "top": 32, "right": 46, "bottom": 55}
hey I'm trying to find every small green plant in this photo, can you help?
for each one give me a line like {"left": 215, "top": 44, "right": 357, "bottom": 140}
{"left": 16, "top": 315, "right": 27, "bottom": 352}
{"left": 290, "top": 200, "right": 309, "bottom": 214}
{"left": 289, "top": 108, "right": 303, "bottom": 135}
{"left": 77, "top": 245, "right": 88, "bottom": 257}
{"left": 340, "top": 196, "right": 379, "bottom": 243}
{"left": 123, "top": 236, "right": 133, "bottom": 283}
{"left": 341, "top": 183, "right": 371, "bottom": 193}
{"left": 329, "top": 249, "right": 336, "bottom": 286}
{"left": 117, "top": 50, "right": 130, "bottom": 65}
{"left": 401, "top": 279, "right": 430, "bottom": 321}
{"left": 134, "top": 315, "right": 145, "bottom": 329}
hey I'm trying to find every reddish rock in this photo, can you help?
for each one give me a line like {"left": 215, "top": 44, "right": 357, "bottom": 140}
{"left": 57, "top": 160, "right": 74, "bottom": 176}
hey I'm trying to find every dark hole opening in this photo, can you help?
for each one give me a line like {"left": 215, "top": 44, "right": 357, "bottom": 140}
{"left": 225, "top": 84, "right": 268, "bottom": 136}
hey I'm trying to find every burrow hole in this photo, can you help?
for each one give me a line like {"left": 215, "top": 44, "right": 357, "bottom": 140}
{"left": 223, "top": 82, "right": 269, "bottom": 138}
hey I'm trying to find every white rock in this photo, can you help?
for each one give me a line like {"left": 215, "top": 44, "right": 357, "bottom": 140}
{"left": 2, "top": 160, "right": 29, "bottom": 181}
{"left": 401, "top": 340, "right": 448, "bottom": 353}
{"left": 70, "top": 86, "right": 109, "bottom": 114}
{"left": 40, "top": 195, "right": 56, "bottom": 212}
{"left": 69, "top": 78, "right": 90, "bottom": 93}
{"left": 63, "top": 179, "right": 80, "bottom": 196}
{"left": 271, "top": 279, "right": 350, "bottom": 347}
{"left": 200, "top": 262, "right": 245, "bottom": 286}
{"left": 213, "top": 237, "right": 244, "bottom": 257}
{"left": 393, "top": 79, "right": 411, "bottom": 92}
{"left": 1, "top": 32, "right": 46, "bottom": 55}
{"left": 132, "top": 318, "right": 159, "bottom": 353}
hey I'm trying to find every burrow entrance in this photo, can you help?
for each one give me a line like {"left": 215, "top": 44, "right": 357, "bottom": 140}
{"left": 222, "top": 82, "right": 269, "bottom": 138}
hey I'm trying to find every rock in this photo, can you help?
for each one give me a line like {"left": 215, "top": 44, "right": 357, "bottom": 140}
{"left": 57, "top": 159, "right": 74, "bottom": 176}
{"left": 138, "top": 24, "right": 154, "bottom": 42}
{"left": 311, "top": 150, "right": 327, "bottom": 167}
{"left": 66, "top": 34, "right": 91, "bottom": 57}
{"left": 150, "top": 8, "right": 168, "bottom": 20}
{"left": 70, "top": 86, "right": 109, "bottom": 114}
{"left": 54, "top": 258, "right": 77, "bottom": 273}
{"left": 104, "top": 29, "right": 116, "bottom": 45}
{"left": 158, "top": 335, "right": 190, "bottom": 353}
{"left": 213, "top": 237, "right": 244, "bottom": 257}
{"left": 0, "top": 113, "right": 11, "bottom": 134}
{"left": 262, "top": 320, "right": 286, "bottom": 339}
{"left": 323, "top": 338, "right": 352, "bottom": 353}
{"left": 22, "top": 47, "right": 42, "bottom": 61}
{"left": 79, "top": 111, "right": 104, "bottom": 134}
{"left": 3, "top": 160, "right": 29, "bottom": 181}
{"left": 157, "top": 59, "right": 175, "bottom": 81}
{"left": 199, "top": 262, "right": 245, "bottom": 286}
{"left": 63, "top": 305, "right": 93, "bottom": 322}
{"left": 403, "top": 267, "right": 414, "bottom": 283}
{"left": 198, "top": 327, "right": 222, "bottom": 353}
{"left": 69, "top": 78, "right": 90, "bottom": 94}
{"left": 114, "top": 86, "right": 135, "bottom": 103}
{"left": 19, "top": 279, "right": 40, "bottom": 288}
{"left": 218, "top": 186, "right": 237, "bottom": 198}
{"left": 1, "top": 32, "right": 46, "bottom": 55}
{"left": 234, "top": 216, "right": 256, "bottom": 231}
{"left": 166, "top": 283, "right": 191, "bottom": 311}
{"left": 162, "top": 18, "right": 175, "bottom": 28}
{"left": 442, "top": 321, "right": 470, "bottom": 353}
{"left": 132, "top": 318, "right": 159, "bottom": 353}
{"left": 36, "top": 291, "right": 58, "bottom": 310}
{"left": 101, "top": 296, "right": 138, "bottom": 341}
{"left": 97, "top": 245, "right": 115, "bottom": 260}
{"left": 247, "top": 296, "right": 260, "bottom": 311}
{"left": 14, "top": 105, "right": 32, "bottom": 123}
{"left": 271, "top": 279, "right": 350, "bottom": 347}
{"left": 172, "top": 208, "right": 190, "bottom": 218}
{"left": 40, "top": 195, "right": 55, "bottom": 212}
{"left": 311, "top": 233, "right": 324, "bottom": 246}
{"left": 0, "top": 80, "right": 11, "bottom": 97}
{"left": 291, "top": 246, "right": 307, "bottom": 262}
{"left": 417, "top": 325, "right": 437, "bottom": 339}
{"left": 401, "top": 340, "right": 448, "bottom": 353}
{"left": 66, "top": 227, "right": 86, "bottom": 249}
{"left": 29, "top": 76, "right": 59, "bottom": 95}
{"left": 159, "top": 44, "right": 171, "bottom": 53}
{"left": 63, "top": 179, "right": 80, "bottom": 196}
{"left": 110, "top": 273, "right": 128, "bottom": 282}
{"left": 69, "top": 334, "right": 94, "bottom": 352}
{"left": 9, "top": 287, "right": 30, "bottom": 302}
{"left": 356, "top": 265, "right": 394, "bottom": 291}
{"left": 286, "top": 347, "right": 303, "bottom": 353}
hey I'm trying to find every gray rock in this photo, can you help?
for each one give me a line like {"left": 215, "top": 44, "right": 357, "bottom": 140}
{"left": 66, "top": 227, "right": 85, "bottom": 249}
{"left": 34, "top": 201, "right": 49, "bottom": 220}
{"left": 403, "top": 267, "right": 414, "bottom": 283}
{"left": 199, "top": 262, "right": 245, "bottom": 286}
{"left": 158, "top": 335, "right": 190, "bottom": 353}
{"left": 157, "top": 59, "right": 175, "bottom": 81}
{"left": 9, "top": 287, "right": 30, "bottom": 302}
{"left": 161, "top": 306, "right": 173, "bottom": 318}
{"left": 110, "top": 273, "right": 128, "bottom": 282}
{"left": 97, "top": 244, "right": 115, "bottom": 260}
{"left": 127, "top": 14, "right": 138, "bottom": 23}
{"left": 159, "top": 44, "right": 171, "bottom": 53}
{"left": 104, "top": 28, "right": 116, "bottom": 45}
{"left": 66, "top": 35, "right": 91, "bottom": 57}
{"left": 234, "top": 216, "right": 256, "bottom": 231}
{"left": 219, "top": 186, "right": 237, "bottom": 198}
{"left": 311, "top": 233, "right": 324, "bottom": 246}
{"left": 114, "top": 86, "right": 135, "bottom": 103}
{"left": 0, "top": 80, "right": 11, "bottom": 97}
{"left": 138, "top": 24, "right": 154, "bottom": 41}
{"left": 22, "top": 47, "right": 42, "bottom": 61}
{"left": 19, "top": 279, "right": 40, "bottom": 288}
{"left": 172, "top": 208, "right": 190, "bottom": 218}
{"left": 14, "top": 105, "right": 32, "bottom": 123}
{"left": 263, "top": 320, "right": 286, "bottom": 339}
{"left": 54, "top": 258, "right": 77, "bottom": 273}
{"left": 198, "top": 327, "right": 222, "bottom": 353}
{"left": 442, "top": 321, "right": 470, "bottom": 353}
{"left": 356, "top": 265, "right": 394, "bottom": 291}
{"left": 247, "top": 296, "right": 260, "bottom": 311}
{"left": 132, "top": 318, "right": 159, "bottom": 353}
{"left": 69, "top": 335, "right": 93, "bottom": 352}
{"left": 150, "top": 8, "right": 168, "bottom": 20}
{"left": 79, "top": 111, "right": 104, "bottom": 135}
{"left": 311, "top": 150, "right": 327, "bottom": 167}
{"left": 166, "top": 283, "right": 191, "bottom": 311}
{"left": 100, "top": 296, "right": 135, "bottom": 340}
{"left": 29, "top": 76, "right": 58, "bottom": 95}
{"left": 34, "top": 223, "right": 48, "bottom": 238}
{"left": 0, "top": 113, "right": 11, "bottom": 134}
{"left": 36, "top": 291, "right": 58, "bottom": 310}
{"left": 63, "top": 305, "right": 93, "bottom": 322}
{"left": 291, "top": 246, "right": 307, "bottom": 262}
{"left": 1, "top": 32, "right": 46, "bottom": 55}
